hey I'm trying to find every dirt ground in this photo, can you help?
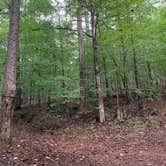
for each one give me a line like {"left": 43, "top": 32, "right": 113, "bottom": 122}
{"left": 0, "top": 98, "right": 166, "bottom": 166}
{"left": 0, "top": 122, "right": 166, "bottom": 166}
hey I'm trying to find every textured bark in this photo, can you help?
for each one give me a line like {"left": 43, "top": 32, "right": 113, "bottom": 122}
{"left": 91, "top": 9, "right": 105, "bottom": 123}
{"left": 0, "top": 0, "right": 20, "bottom": 147}
{"left": 15, "top": 48, "right": 21, "bottom": 110}
{"left": 77, "top": 11, "right": 87, "bottom": 110}
{"left": 15, "top": 84, "right": 22, "bottom": 110}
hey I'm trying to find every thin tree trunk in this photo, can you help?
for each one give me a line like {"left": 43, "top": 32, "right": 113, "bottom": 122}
{"left": 131, "top": 35, "right": 140, "bottom": 89}
{"left": 61, "top": 59, "right": 65, "bottom": 89}
{"left": 120, "top": 36, "right": 132, "bottom": 102}
{"left": 116, "top": 77, "right": 120, "bottom": 120}
{"left": 77, "top": 11, "right": 87, "bottom": 110}
{"left": 91, "top": 9, "right": 105, "bottom": 123}
{"left": 29, "top": 75, "right": 33, "bottom": 105}
{"left": 103, "top": 57, "right": 110, "bottom": 97}
{"left": 109, "top": 54, "right": 125, "bottom": 89}
{"left": 131, "top": 35, "right": 142, "bottom": 109}
{"left": 117, "top": 14, "right": 131, "bottom": 101}
{"left": 58, "top": 13, "right": 66, "bottom": 92}
{"left": 85, "top": 12, "right": 90, "bottom": 42}
{"left": 37, "top": 72, "right": 41, "bottom": 106}
{"left": 0, "top": 0, "right": 20, "bottom": 148}
{"left": 147, "top": 62, "right": 153, "bottom": 86}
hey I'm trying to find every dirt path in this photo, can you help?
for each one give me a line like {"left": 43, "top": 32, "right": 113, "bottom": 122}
{"left": 0, "top": 124, "right": 166, "bottom": 166}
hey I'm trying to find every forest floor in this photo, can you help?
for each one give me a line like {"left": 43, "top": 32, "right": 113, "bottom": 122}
{"left": 0, "top": 98, "right": 166, "bottom": 166}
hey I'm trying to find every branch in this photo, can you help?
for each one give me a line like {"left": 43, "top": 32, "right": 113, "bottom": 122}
{"left": 32, "top": 26, "right": 92, "bottom": 38}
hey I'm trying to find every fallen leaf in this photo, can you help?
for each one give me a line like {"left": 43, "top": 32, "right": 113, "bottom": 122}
{"left": 13, "top": 157, "right": 18, "bottom": 160}
{"left": 120, "top": 153, "right": 124, "bottom": 157}
{"left": 45, "top": 156, "right": 51, "bottom": 159}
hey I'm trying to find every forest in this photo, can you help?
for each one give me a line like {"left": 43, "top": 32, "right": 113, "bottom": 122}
{"left": 0, "top": 0, "right": 166, "bottom": 165}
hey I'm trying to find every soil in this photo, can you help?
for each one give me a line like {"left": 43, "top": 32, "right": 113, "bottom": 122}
{"left": 0, "top": 98, "right": 166, "bottom": 166}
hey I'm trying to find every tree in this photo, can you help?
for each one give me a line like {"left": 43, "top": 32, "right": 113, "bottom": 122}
{"left": 90, "top": 6, "right": 105, "bottom": 123}
{"left": 0, "top": 0, "right": 20, "bottom": 147}
{"left": 76, "top": 1, "right": 87, "bottom": 110}
{"left": 0, "top": 0, "right": 165, "bottom": 125}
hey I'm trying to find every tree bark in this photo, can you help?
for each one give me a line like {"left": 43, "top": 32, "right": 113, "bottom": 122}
{"left": 15, "top": 61, "right": 22, "bottom": 110}
{"left": 77, "top": 11, "right": 87, "bottom": 110}
{"left": 0, "top": 0, "right": 20, "bottom": 148}
{"left": 103, "top": 57, "right": 110, "bottom": 97}
{"left": 91, "top": 9, "right": 105, "bottom": 123}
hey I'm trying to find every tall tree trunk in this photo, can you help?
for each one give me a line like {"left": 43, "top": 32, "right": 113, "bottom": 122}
{"left": 120, "top": 36, "right": 132, "bottom": 102}
{"left": 91, "top": 9, "right": 105, "bottom": 123}
{"left": 131, "top": 35, "right": 140, "bottom": 89}
{"left": 103, "top": 57, "right": 110, "bottom": 97}
{"left": 58, "top": 13, "right": 66, "bottom": 92}
{"left": 0, "top": 0, "right": 20, "bottom": 148}
{"left": 29, "top": 80, "right": 33, "bottom": 105}
{"left": 85, "top": 12, "right": 90, "bottom": 42}
{"left": 77, "top": 11, "right": 87, "bottom": 110}
{"left": 131, "top": 35, "right": 142, "bottom": 109}
{"left": 117, "top": 14, "right": 130, "bottom": 99}
{"left": 147, "top": 62, "right": 153, "bottom": 86}
{"left": 61, "top": 59, "right": 65, "bottom": 89}
{"left": 109, "top": 54, "right": 125, "bottom": 89}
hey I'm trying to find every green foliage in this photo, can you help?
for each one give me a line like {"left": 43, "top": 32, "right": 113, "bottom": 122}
{"left": 133, "top": 118, "right": 144, "bottom": 129}
{"left": 0, "top": 0, "right": 165, "bottom": 112}
{"left": 45, "top": 109, "right": 57, "bottom": 117}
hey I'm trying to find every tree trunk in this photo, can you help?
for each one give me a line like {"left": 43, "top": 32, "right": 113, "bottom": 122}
{"left": 85, "top": 12, "right": 90, "bottom": 42}
{"left": 61, "top": 59, "right": 65, "bottom": 89}
{"left": 103, "top": 57, "right": 110, "bottom": 97}
{"left": 15, "top": 62, "right": 22, "bottom": 110}
{"left": 131, "top": 35, "right": 142, "bottom": 109}
{"left": 91, "top": 9, "right": 105, "bottom": 123}
{"left": 77, "top": 11, "right": 87, "bottom": 110}
{"left": 147, "top": 62, "right": 153, "bottom": 86}
{"left": 120, "top": 36, "right": 132, "bottom": 102}
{"left": 0, "top": 0, "right": 20, "bottom": 148}
{"left": 131, "top": 35, "right": 140, "bottom": 89}
{"left": 109, "top": 54, "right": 125, "bottom": 90}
